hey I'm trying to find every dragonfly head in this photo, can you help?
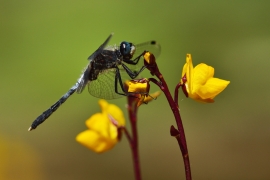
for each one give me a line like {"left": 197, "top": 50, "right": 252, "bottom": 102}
{"left": 120, "top": 41, "right": 136, "bottom": 60}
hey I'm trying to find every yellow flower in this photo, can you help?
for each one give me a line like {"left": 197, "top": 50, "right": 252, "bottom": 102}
{"left": 76, "top": 100, "right": 125, "bottom": 153}
{"left": 126, "top": 78, "right": 150, "bottom": 95}
{"left": 125, "top": 79, "right": 161, "bottom": 106}
{"left": 181, "top": 54, "right": 230, "bottom": 103}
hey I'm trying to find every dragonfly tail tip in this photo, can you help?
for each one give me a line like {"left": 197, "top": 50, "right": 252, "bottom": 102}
{"left": 28, "top": 126, "right": 34, "bottom": 131}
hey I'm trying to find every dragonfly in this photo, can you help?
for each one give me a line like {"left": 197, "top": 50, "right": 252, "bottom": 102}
{"left": 28, "top": 33, "right": 161, "bottom": 131}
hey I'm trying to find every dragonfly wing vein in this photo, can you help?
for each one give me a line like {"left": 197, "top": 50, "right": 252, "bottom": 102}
{"left": 88, "top": 68, "right": 123, "bottom": 99}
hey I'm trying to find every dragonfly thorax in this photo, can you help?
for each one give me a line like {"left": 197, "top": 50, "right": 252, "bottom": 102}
{"left": 88, "top": 49, "right": 121, "bottom": 81}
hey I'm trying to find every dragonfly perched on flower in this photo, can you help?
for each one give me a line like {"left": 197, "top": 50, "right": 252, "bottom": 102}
{"left": 29, "top": 33, "right": 161, "bottom": 131}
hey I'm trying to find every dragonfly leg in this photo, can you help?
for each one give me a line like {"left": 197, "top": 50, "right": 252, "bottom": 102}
{"left": 114, "top": 67, "right": 147, "bottom": 99}
{"left": 114, "top": 67, "right": 128, "bottom": 96}
{"left": 121, "top": 63, "right": 146, "bottom": 79}
{"left": 123, "top": 51, "right": 146, "bottom": 65}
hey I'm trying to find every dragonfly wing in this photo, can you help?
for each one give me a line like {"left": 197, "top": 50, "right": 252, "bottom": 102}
{"left": 88, "top": 68, "right": 124, "bottom": 99}
{"left": 134, "top": 40, "right": 161, "bottom": 59}
{"left": 77, "top": 33, "right": 114, "bottom": 94}
{"left": 88, "top": 33, "right": 114, "bottom": 60}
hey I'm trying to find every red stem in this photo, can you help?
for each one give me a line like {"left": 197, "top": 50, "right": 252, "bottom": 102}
{"left": 127, "top": 97, "right": 142, "bottom": 180}
{"left": 149, "top": 69, "right": 192, "bottom": 180}
{"left": 121, "top": 126, "right": 132, "bottom": 143}
{"left": 174, "top": 82, "right": 182, "bottom": 107}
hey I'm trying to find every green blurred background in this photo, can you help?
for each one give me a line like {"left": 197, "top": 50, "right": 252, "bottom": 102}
{"left": 1, "top": 0, "right": 270, "bottom": 179}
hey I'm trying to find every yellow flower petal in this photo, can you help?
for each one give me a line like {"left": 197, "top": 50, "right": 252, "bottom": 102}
{"left": 126, "top": 81, "right": 149, "bottom": 94}
{"left": 196, "top": 78, "right": 230, "bottom": 99}
{"left": 192, "top": 63, "right": 214, "bottom": 92}
{"left": 85, "top": 113, "right": 111, "bottom": 138}
{"left": 144, "top": 52, "right": 151, "bottom": 64}
{"left": 181, "top": 54, "right": 194, "bottom": 93}
{"left": 76, "top": 130, "right": 117, "bottom": 153}
{"left": 99, "top": 99, "right": 125, "bottom": 126}
{"left": 143, "top": 91, "right": 161, "bottom": 103}
{"left": 143, "top": 52, "right": 156, "bottom": 65}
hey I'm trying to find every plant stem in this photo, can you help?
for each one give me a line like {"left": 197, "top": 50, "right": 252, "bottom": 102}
{"left": 161, "top": 76, "right": 191, "bottom": 180}
{"left": 149, "top": 72, "right": 192, "bottom": 180}
{"left": 127, "top": 97, "right": 142, "bottom": 180}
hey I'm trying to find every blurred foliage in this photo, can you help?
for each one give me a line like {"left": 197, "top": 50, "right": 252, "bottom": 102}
{"left": 1, "top": 0, "right": 270, "bottom": 179}
{"left": 0, "top": 135, "right": 44, "bottom": 180}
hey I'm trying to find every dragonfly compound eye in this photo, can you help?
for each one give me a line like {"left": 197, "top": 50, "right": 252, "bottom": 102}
{"left": 120, "top": 42, "right": 135, "bottom": 59}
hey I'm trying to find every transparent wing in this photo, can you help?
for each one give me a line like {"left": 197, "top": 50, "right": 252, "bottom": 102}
{"left": 87, "top": 68, "right": 126, "bottom": 99}
{"left": 124, "top": 40, "right": 161, "bottom": 74}
{"left": 134, "top": 40, "right": 161, "bottom": 59}
{"left": 76, "top": 33, "right": 113, "bottom": 94}
{"left": 87, "top": 33, "right": 114, "bottom": 61}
